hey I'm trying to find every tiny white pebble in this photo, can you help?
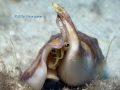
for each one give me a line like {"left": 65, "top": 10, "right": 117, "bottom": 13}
{"left": 16, "top": 53, "right": 20, "bottom": 58}
{"left": 9, "top": 31, "right": 15, "bottom": 35}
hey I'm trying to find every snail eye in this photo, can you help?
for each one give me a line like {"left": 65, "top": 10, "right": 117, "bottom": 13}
{"left": 64, "top": 42, "right": 70, "bottom": 47}
{"left": 51, "top": 48, "right": 56, "bottom": 54}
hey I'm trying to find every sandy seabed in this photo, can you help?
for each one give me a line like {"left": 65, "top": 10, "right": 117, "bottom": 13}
{"left": 0, "top": 0, "right": 120, "bottom": 90}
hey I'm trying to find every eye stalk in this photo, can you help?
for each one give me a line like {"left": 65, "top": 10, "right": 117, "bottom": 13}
{"left": 64, "top": 42, "right": 69, "bottom": 47}
{"left": 64, "top": 42, "right": 70, "bottom": 51}
{"left": 51, "top": 48, "right": 57, "bottom": 54}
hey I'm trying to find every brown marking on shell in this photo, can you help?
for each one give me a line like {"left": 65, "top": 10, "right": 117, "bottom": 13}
{"left": 49, "top": 38, "right": 62, "bottom": 46}
{"left": 77, "top": 31, "right": 104, "bottom": 62}
{"left": 81, "top": 41, "right": 93, "bottom": 62}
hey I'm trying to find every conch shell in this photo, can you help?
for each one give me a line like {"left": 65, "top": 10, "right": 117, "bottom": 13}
{"left": 21, "top": 3, "right": 104, "bottom": 90}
